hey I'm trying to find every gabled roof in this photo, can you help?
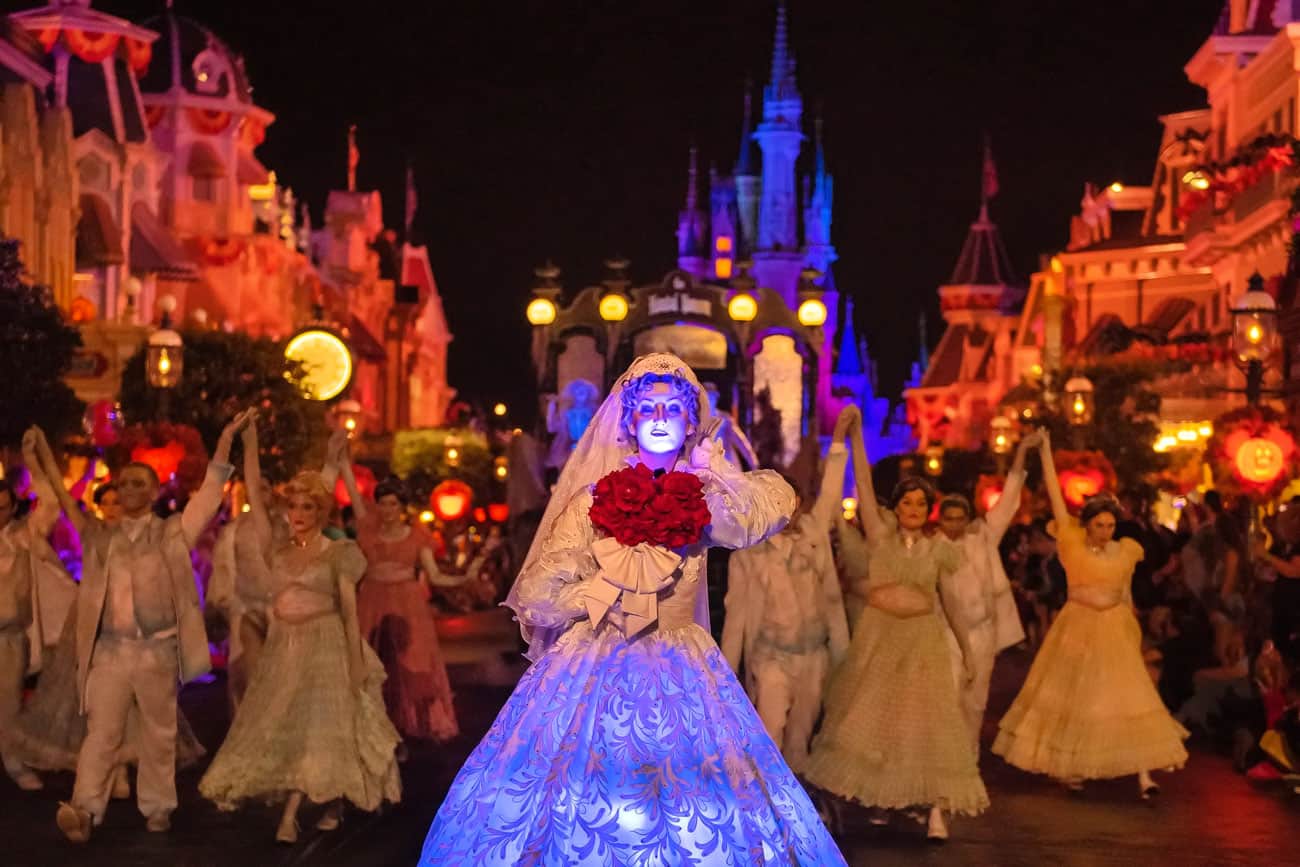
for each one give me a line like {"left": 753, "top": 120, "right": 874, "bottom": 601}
{"left": 949, "top": 205, "right": 1017, "bottom": 287}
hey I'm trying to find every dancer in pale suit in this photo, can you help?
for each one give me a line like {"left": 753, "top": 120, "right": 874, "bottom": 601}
{"left": 0, "top": 429, "right": 61, "bottom": 792}
{"left": 935, "top": 432, "right": 1036, "bottom": 751}
{"left": 34, "top": 412, "right": 252, "bottom": 841}
{"left": 722, "top": 405, "right": 854, "bottom": 770}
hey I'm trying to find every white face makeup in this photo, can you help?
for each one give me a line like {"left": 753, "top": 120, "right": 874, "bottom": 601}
{"left": 631, "top": 381, "right": 692, "bottom": 456}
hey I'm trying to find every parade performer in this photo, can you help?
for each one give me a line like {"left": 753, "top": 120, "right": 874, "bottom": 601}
{"left": 344, "top": 457, "right": 459, "bottom": 747}
{"left": 805, "top": 425, "right": 987, "bottom": 842}
{"left": 38, "top": 413, "right": 249, "bottom": 842}
{"left": 420, "top": 353, "right": 844, "bottom": 866}
{"left": 722, "top": 405, "right": 853, "bottom": 770}
{"left": 209, "top": 429, "right": 345, "bottom": 712}
{"left": 199, "top": 416, "right": 400, "bottom": 844}
{"left": 993, "top": 432, "right": 1188, "bottom": 798}
{"left": 0, "top": 430, "right": 60, "bottom": 792}
{"left": 16, "top": 477, "right": 205, "bottom": 799}
{"left": 935, "top": 433, "right": 1036, "bottom": 751}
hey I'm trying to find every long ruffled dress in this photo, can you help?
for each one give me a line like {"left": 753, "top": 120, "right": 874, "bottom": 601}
{"left": 420, "top": 463, "right": 845, "bottom": 866}
{"left": 199, "top": 538, "right": 401, "bottom": 811}
{"left": 993, "top": 521, "right": 1188, "bottom": 780}
{"left": 356, "top": 519, "right": 458, "bottom": 741}
{"left": 15, "top": 603, "right": 206, "bottom": 771}
{"left": 805, "top": 530, "right": 990, "bottom": 816}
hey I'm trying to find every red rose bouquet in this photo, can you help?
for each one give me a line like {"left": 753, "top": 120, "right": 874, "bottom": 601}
{"left": 589, "top": 464, "right": 712, "bottom": 549}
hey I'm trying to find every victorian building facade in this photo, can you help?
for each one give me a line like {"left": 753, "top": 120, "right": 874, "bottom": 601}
{"left": 0, "top": 0, "right": 453, "bottom": 432}
{"left": 908, "top": 0, "right": 1300, "bottom": 455}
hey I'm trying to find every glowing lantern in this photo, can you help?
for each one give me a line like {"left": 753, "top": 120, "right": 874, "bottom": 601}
{"left": 797, "top": 297, "right": 827, "bottom": 327}
{"left": 146, "top": 297, "right": 184, "bottom": 389}
{"left": 989, "top": 416, "right": 1014, "bottom": 455}
{"left": 923, "top": 444, "right": 944, "bottom": 477}
{"left": 1058, "top": 469, "right": 1105, "bottom": 508}
{"left": 1064, "top": 376, "right": 1095, "bottom": 426}
{"left": 430, "top": 480, "right": 473, "bottom": 522}
{"left": 1234, "top": 437, "right": 1286, "bottom": 485}
{"left": 473, "top": 507, "right": 488, "bottom": 524}
{"left": 419, "top": 510, "right": 435, "bottom": 523}
{"left": 492, "top": 402, "right": 508, "bottom": 417}
{"left": 727, "top": 292, "right": 758, "bottom": 323}
{"left": 488, "top": 503, "right": 510, "bottom": 523}
{"left": 1231, "top": 276, "right": 1278, "bottom": 367}
{"left": 333, "top": 399, "right": 364, "bottom": 436}
{"left": 598, "top": 292, "right": 629, "bottom": 322}
{"left": 494, "top": 456, "right": 509, "bottom": 481}
{"left": 526, "top": 297, "right": 556, "bottom": 326}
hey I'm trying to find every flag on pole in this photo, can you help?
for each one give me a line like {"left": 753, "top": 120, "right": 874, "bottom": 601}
{"left": 404, "top": 162, "right": 418, "bottom": 238}
{"left": 982, "top": 134, "right": 999, "bottom": 203}
{"left": 347, "top": 124, "right": 359, "bottom": 192}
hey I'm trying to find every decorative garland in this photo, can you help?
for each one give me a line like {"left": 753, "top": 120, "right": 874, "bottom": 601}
{"left": 1175, "top": 134, "right": 1300, "bottom": 222}
{"left": 187, "top": 108, "right": 233, "bottom": 136}
{"left": 1205, "top": 405, "right": 1299, "bottom": 502}
{"left": 23, "top": 28, "right": 153, "bottom": 74}
{"left": 114, "top": 422, "right": 210, "bottom": 494}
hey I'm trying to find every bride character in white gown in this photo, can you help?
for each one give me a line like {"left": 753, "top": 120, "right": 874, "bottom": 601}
{"left": 420, "top": 353, "right": 846, "bottom": 866}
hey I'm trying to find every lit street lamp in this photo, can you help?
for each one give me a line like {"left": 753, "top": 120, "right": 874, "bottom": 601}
{"left": 990, "top": 416, "right": 1015, "bottom": 456}
{"left": 1064, "top": 376, "right": 1095, "bottom": 427}
{"left": 146, "top": 295, "right": 183, "bottom": 420}
{"left": 1231, "top": 273, "right": 1278, "bottom": 405}
{"left": 924, "top": 443, "right": 945, "bottom": 477}
{"left": 334, "top": 399, "right": 364, "bottom": 437}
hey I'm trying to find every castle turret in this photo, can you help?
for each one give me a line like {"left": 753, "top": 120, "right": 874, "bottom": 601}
{"left": 675, "top": 144, "right": 709, "bottom": 278}
{"left": 751, "top": 1, "right": 805, "bottom": 306}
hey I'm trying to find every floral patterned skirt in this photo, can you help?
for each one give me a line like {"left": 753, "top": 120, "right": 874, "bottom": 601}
{"left": 420, "top": 621, "right": 845, "bottom": 866}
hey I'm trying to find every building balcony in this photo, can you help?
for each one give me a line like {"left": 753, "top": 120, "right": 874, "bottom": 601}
{"left": 1232, "top": 169, "right": 1287, "bottom": 223}
{"left": 1183, "top": 202, "right": 1216, "bottom": 240}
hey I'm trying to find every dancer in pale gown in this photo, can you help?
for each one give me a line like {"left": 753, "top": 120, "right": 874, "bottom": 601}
{"left": 342, "top": 459, "right": 459, "bottom": 748}
{"left": 420, "top": 353, "right": 845, "bottom": 866}
{"left": 804, "top": 424, "right": 987, "bottom": 841}
{"left": 199, "top": 416, "right": 400, "bottom": 843}
{"left": 993, "top": 431, "right": 1188, "bottom": 797}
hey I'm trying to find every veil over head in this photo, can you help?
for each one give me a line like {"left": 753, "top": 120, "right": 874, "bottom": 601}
{"left": 505, "top": 353, "right": 717, "bottom": 659}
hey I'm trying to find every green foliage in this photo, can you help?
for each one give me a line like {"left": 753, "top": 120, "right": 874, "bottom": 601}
{"left": 118, "top": 330, "right": 327, "bottom": 481}
{"left": 390, "top": 427, "right": 497, "bottom": 507}
{"left": 0, "top": 238, "right": 83, "bottom": 447}
{"left": 1043, "top": 361, "right": 1167, "bottom": 493}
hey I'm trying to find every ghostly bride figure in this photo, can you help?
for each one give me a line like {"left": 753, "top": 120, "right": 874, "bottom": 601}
{"left": 420, "top": 353, "right": 846, "bottom": 866}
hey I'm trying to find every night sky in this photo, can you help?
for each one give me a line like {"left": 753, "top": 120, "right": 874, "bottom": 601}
{"left": 101, "top": 0, "right": 1227, "bottom": 421}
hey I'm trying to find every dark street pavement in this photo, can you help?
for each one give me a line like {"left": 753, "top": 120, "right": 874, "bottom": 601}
{"left": 1, "top": 636, "right": 1296, "bottom": 867}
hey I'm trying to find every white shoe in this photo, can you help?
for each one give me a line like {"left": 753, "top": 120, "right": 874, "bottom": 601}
{"left": 926, "top": 808, "right": 948, "bottom": 843}
{"left": 11, "top": 768, "right": 43, "bottom": 792}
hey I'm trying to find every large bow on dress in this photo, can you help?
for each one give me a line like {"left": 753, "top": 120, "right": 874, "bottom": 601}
{"left": 583, "top": 536, "right": 682, "bottom": 638}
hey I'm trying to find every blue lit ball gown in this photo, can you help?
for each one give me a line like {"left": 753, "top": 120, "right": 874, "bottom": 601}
{"left": 420, "top": 457, "right": 846, "bottom": 866}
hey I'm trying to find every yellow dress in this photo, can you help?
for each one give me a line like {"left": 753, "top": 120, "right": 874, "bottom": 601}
{"left": 805, "top": 531, "right": 989, "bottom": 816}
{"left": 993, "top": 521, "right": 1188, "bottom": 780}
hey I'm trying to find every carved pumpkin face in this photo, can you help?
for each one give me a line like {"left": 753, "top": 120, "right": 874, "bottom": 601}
{"left": 1058, "top": 469, "right": 1104, "bottom": 508}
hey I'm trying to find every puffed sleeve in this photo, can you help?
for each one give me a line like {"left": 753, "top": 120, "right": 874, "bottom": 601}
{"left": 331, "top": 539, "right": 368, "bottom": 585}
{"left": 1119, "top": 536, "right": 1145, "bottom": 565}
{"left": 694, "top": 447, "right": 795, "bottom": 550}
{"left": 509, "top": 488, "right": 598, "bottom": 634}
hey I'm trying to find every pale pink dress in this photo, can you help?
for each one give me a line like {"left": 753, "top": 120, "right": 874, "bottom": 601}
{"left": 356, "top": 517, "right": 458, "bottom": 741}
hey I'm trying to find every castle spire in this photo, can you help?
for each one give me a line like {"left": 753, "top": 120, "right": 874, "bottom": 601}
{"left": 835, "top": 295, "right": 863, "bottom": 377}
{"left": 735, "top": 81, "right": 757, "bottom": 177}
{"left": 767, "top": 1, "right": 798, "bottom": 104}
{"left": 676, "top": 143, "right": 708, "bottom": 274}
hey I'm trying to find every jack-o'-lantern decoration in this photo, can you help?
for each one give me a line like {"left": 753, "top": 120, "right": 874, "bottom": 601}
{"left": 430, "top": 480, "right": 473, "bottom": 523}
{"left": 1051, "top": 450, "right": 1118, "bottom": 510}
{"left": 333, "top": 463, "right": 376, "bottom": 507}
{"left": 1208, "top": 406, "right": 1298, "bottom": 501}
{"left": 115, "top": 422, "right": 209, "bottom": 494}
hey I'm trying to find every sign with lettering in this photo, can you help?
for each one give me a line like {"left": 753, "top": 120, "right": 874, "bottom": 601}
{"left": 68, "top": 350, "right": 110, "bottom": 379}
{"left": 646, "top": 294, "right": 713, "bottom": 318}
